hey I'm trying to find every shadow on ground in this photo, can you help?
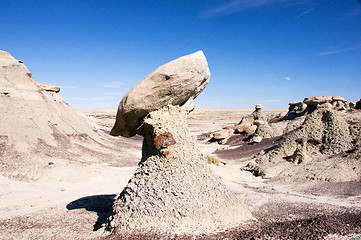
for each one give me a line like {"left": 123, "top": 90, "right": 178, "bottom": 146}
{"left": 67, "top": 194, "right": 116, "bottom": 231}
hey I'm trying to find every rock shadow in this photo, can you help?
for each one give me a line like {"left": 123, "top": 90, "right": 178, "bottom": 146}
{"left": 66, "top": 194, "right": 116, "bottom": 231}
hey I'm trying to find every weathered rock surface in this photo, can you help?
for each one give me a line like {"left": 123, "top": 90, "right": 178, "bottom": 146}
{"left": 111, "top": 51, "right": 210, "bottom": 137}
{"left": 303, "top": 96, "right": 332, "bottom": 105}
{"left": 355, "top": 99, "right": 361, "bottom": 109}
{"left": 107, "top": 106, "right": 253, "bottom": 233}
{"left": 331, "top": 96, "right": 349, "bottom": 111}
{"left": 251, "top": 136, "right": 263, "bottom": 144}
{"left": 234, "top": 123, "right": 251, "bottom": 134}
{"left": 37, "top": 83, "right": 61, "bottom": 93}
{"left": 255, "top": 104, "right": 263, "bottom": 110}
{"left": 252, "top": 123, "right": 274, "bottom": 141}
{"left": 0, "top": 50, "right": 139, "bottom": 181}
{"left": 288, "top": 101, "right": 307, "bottom": 114}
{"left": 213, "top": 129, "right": 234, "bottom": 144}
{"left": 284, "top": 96, "right": 352, "bottom": 120}
{"left": 239, "top": 104, "right": 267, "bottom": 124}
{"left": 243, "top": 108, "right": 359, "bottom": 181}
{"left": 245, "top": 125, "right": 257, "bottom": 135}
{"left": 0, "top": 50, "right": 99, "bottom": 151}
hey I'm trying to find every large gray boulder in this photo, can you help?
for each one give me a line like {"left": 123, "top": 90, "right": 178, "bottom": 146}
{"left": 110, "top": 51, "right": 210, "bottom": 137}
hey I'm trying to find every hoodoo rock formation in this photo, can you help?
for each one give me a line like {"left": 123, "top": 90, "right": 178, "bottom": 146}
{"left": 107, "top": 51, "right": 253, "bottom": 233}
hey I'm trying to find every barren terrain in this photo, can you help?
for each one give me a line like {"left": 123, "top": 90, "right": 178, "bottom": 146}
{"left": 1, "top": 109, "right": 361, "bottom": 239}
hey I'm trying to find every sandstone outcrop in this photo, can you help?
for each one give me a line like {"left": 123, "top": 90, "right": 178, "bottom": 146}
{"left": 110, "top": 51, "right": 210, "bottom": 137}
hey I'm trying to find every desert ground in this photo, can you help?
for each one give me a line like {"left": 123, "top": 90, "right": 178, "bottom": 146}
{"left": 1, "top": 108, "right": 360, "bottom": 240}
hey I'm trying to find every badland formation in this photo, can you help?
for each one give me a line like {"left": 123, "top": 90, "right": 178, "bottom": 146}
{"left": 1, "top": 50, "right": 361, "bottom": 239}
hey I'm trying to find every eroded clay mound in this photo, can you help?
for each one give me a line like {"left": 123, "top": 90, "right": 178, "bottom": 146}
{"left": 0, "top": 50, "right": 140, "bottom": 180}
{"left": 107, "top": 106, "right": 253, "bottom": 233}
{"left": 243, "top": 108, "right": 361, "bottom": 182}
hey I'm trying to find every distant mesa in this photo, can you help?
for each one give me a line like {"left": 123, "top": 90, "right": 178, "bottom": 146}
{"left": 110, "top": 50, "right": 210, "bottom": 137}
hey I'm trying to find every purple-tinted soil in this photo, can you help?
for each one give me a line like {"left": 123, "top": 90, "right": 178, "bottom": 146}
{"left": 214, "top": 135, "right": 283, "bottom": 160}
{"left": 102, "top": 212, "right": 361, "bottom": 240}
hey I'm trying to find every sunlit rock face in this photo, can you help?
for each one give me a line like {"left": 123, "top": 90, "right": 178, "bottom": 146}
{"left": 110, "top": 50, "right": 210, "bottom": 137}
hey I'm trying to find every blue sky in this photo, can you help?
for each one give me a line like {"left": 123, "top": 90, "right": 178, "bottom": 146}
{"left": 1, "top": 0, "right": 360, "bottom": 109}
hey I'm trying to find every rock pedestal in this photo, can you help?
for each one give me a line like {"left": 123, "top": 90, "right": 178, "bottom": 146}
{"left": 107, "top": 106, "right": 253, "bottom": 233}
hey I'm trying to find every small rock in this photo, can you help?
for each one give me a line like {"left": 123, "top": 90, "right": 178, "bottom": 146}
{"left": 0, "top": 90, "right": 9, "bottom": 96}
{"left": 244, "top": 125, "right": 257, "bottom": 135}
{"left": 234, "top": 123, "right": 251, "bottom": 133}
{"left": 37, "top": 83, "right": 61, "bottom": 93}
{"left": 154, "top": 132, "right": 176, "bottom": 150}
{"left": 255, "top": 104, "right": 263, "bottom": 110}
{"left": 288, "top": 101, "right": 307, "bottom": 113}
{"left": 252, "top": 136, "right": 262, "bottom": 143}
{"left": 213, "top": 129, "right": 233, "bottom": 140}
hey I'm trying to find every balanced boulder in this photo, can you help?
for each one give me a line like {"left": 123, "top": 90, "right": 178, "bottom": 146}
{"left": 303, "top": 95, "right": 332, "bottom": 106}
{"left": 110, "top": 51, "right": 210, "bottom": 137}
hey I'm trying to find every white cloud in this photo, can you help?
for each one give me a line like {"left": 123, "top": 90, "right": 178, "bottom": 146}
{"left": 285, "top": 76, "right": 292, "bottom": 81}
{"left": 102, "top": 81, "right": 125, "bottom": 88}
{"left": 318, "top": 44, "right": 361, "bottom": 56}
{"left": 295, "top": 8, "right": 314, "bottom": 19}
{"left": 201, "top": 0, "right": 287, "bottom": 17}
